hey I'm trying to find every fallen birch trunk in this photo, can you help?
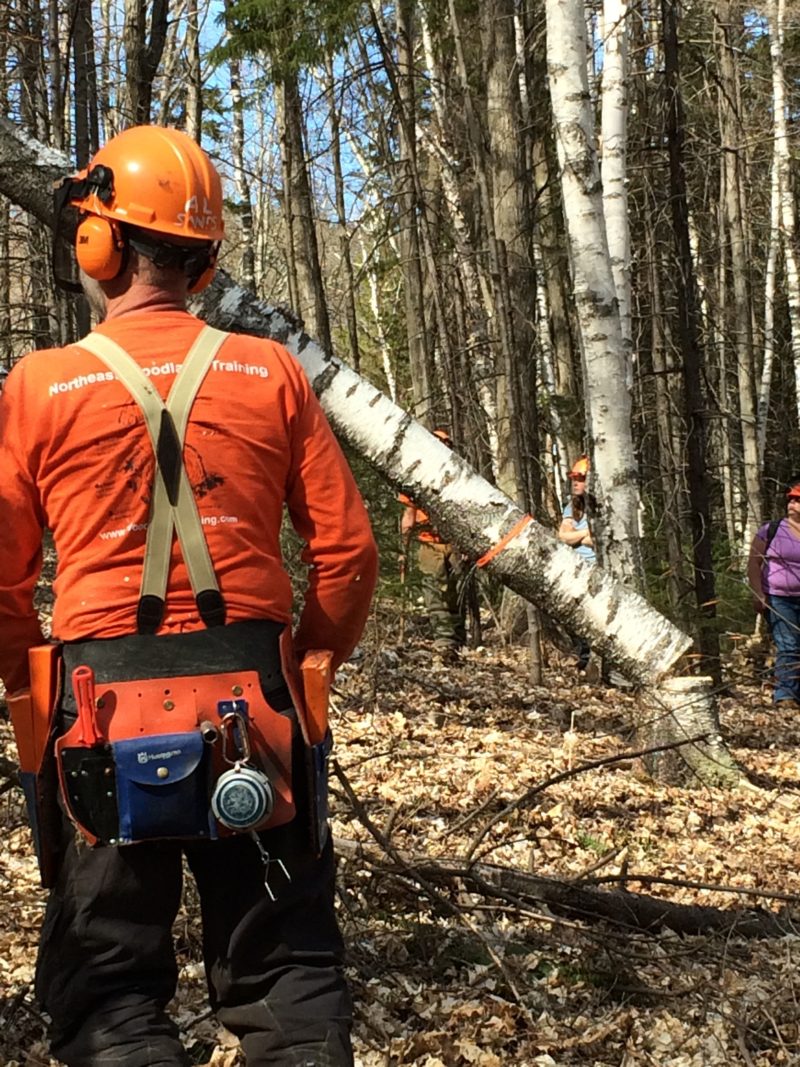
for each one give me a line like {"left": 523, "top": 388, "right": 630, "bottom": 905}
{"left": 198, "top": 270, "right": 691, "bottom": 686}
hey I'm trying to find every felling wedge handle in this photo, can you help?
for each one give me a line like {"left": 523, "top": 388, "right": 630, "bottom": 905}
{"left": 72, "top": 665, "right": 100, "bottom": 746}
{"left": 299, "top": 650, "right": 334, "bottom": 746}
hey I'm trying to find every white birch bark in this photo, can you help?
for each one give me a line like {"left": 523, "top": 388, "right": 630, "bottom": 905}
{"left": 599, "top": 0, "right": 632, "bottom": 371}
{"left": 545, "top": 0, "right": 643, "bottom": 584}
{"left": 758, "top": 157, "right": 780, "bottom": 471}
{"left": 534, "top": 240, "right": 569, "bottom": 496}
{"left": 0, "top": 116, "right": 692, "bottom": 688}
{"left": 768, "top": 0, "right": 800, "bottom": 429}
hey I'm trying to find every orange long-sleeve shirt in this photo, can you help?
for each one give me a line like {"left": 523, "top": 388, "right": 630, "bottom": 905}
{"left": 0, "top": 309, "right": 377, "bottom": 693}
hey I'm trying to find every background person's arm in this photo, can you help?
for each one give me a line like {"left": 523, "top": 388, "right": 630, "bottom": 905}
{"left": 747, "top": 534, "right": 768, "bottom": 614}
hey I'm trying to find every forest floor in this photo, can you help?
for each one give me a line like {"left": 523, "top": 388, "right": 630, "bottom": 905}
{"left": 1, "top": 598, "right": 800, "bottom": 1066}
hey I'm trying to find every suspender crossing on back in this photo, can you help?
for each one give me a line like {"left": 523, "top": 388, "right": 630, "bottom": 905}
{"left": 76, "top": 326, "right": 229, "bottom": 634}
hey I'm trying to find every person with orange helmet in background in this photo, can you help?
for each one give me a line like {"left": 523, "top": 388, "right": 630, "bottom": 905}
{"left": 558, "top": 455, "right": 596, "bottom": 670}
{"left": 399, "top": 429, "right": 467, "bottom": 660}
{"left": 0, "top": 126, "right": 377, "bottom": 1066}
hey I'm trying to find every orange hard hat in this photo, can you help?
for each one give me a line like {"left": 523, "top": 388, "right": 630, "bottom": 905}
{"left": 568, "top": 455, "right": 590, "bottom": 478}
{"left": 67, "top": 126, "right": 224, "bottom": 242}
{"left": 433, "top": 428, "right": 453, "bottom": 445}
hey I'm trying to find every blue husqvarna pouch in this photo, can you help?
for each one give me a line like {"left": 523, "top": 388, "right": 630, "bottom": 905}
{"left": 112, "top": 731, "right": 213, "bottom": 843}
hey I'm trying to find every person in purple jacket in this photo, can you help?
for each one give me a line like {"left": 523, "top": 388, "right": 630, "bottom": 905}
{"left": 748, "top": 475, "right": 800, "bottom": 708}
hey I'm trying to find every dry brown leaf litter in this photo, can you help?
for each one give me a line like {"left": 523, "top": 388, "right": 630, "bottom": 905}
{"left": 1, "top": 603, "right": 799, "bottom": 1064}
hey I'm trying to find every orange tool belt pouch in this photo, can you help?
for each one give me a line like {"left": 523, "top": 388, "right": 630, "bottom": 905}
{"left": 281, "top": 637, "right": 334, "bottom": 857}
{"left": 8, "top": 644, "right": 64, "bottom": 886}
{"left": 55, "top": 667, "right": 295, "bottom": 847}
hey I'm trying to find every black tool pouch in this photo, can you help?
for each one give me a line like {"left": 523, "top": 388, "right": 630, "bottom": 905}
{"left": 57, "top": 730, "right": 214, "bottom": 845}
{"left": 59, "top": 744, "right": 120, "bottom": 844}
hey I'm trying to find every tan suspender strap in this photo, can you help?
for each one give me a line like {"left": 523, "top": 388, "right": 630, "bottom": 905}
{"left": 76, "top": 326, "right": 229, "bottom": 632}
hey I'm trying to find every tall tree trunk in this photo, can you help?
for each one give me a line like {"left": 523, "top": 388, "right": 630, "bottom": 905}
{"left": 323, "top": 51, "right": 361, "bottom": 372}
{"left": 72, "top": 0, "right": 98, "bottom": 165}
{"left": 532, "top": 118, "right": 582, "bottom": 477}
{"left": 758, "top": 162, "right": 779, "bottom": 471}
{"left": 47, "top": 0, "right": 64, "bottom": 149}
{"left": 767, "top": 0, "right": 800, "bottom": 440}
{"left": 419, "top": 11, "right": 497, "bottom": 468}
{"left": 185, "top": 0, "right": 203, "bottom": 142}
{"left": 393, "top": 0, "right": 433, "bottom": 422}
{"left": 647, "top": 221, "right": 689, "bottom": 615}
{"left": 715, "top": 0, "right": 760, "bottom": 545}
{"left": 600, "top": 0, "right": 632, "bottom": 372}
{"left": 223, "top": 0, "right": 255, "bottom": 292}
{"left": 278, "top": 71, "right": 332, "bottom": 355}
{"left": 120, "top": 0, "right": 168, "bottom": 126}
{"left": 484, "top": 0, "right": 538, "bottom": 508}
{"left": 545, "top": 0, "right": 643, "bottom": 584}
{"left": 661, "top": 0, "right": 720, "bottom": 677}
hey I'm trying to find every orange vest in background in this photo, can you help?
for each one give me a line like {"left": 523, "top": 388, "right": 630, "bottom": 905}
{"left": 398, "top": 493, "right": 445, "bottom": 544}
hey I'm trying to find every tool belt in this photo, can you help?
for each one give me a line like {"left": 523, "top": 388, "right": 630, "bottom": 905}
{"left": 10, "top": 623, "right": 334, "bottom": 885}
{"left": 57, "top": 622, "right": 295, "bottom": 844}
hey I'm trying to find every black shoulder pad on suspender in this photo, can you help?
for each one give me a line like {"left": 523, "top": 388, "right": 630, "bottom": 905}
{"left": 137, "top": 594, "right": 166, "bottom": 635}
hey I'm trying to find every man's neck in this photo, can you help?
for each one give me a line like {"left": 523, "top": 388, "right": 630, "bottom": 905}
{"left": 101, "top": 282, "right": 188, "bottom": 322}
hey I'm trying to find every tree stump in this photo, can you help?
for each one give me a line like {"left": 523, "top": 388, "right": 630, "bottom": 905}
{"left": 637, "top": 676, "right": 741, "bottom": 787}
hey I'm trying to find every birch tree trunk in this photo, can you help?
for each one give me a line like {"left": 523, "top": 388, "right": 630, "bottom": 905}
{"left": 767, "top": 0, "right": 800, "bottom": 435}
{"left": 600, "top": 0, "right": 632, "bottom": 371}
{"left": 545, "top": 0, "right": 643, "bottom": 584}
{"left": 532, "top": 104, "right": 583, "bottom": 473}
{"left": 758, "top": 163, "right": 779, "bottom": 471}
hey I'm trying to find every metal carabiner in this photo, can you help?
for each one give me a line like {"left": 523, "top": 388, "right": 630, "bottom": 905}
{"left": 220, "top": 710, "right": 252, "bottom": 766}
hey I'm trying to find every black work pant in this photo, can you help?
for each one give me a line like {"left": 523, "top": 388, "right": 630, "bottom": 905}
{"left": 35, "top": 818, "right": 352, "bottom": 1066}
{"left": 35, "top": 622, "right": 352, "bottom": 1067}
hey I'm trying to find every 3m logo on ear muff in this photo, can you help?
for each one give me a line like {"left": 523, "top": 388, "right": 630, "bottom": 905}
{"left": 75, "top": 216, "right": 125, "bottom": 282}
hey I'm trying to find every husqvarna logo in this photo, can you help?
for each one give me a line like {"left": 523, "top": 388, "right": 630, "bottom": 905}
{"left": 137, "top": 748, "right": 182, "bottom": 764}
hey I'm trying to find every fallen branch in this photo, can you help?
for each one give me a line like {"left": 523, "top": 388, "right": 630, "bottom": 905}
{"left": 334, "top": 836, "right": 794, "bottom": 939}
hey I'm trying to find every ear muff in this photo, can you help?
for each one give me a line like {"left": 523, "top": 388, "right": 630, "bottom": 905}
{"left": 75, "top": 215, "right": 126, "bottom": 281}
{"left": 187, "top": 248, "right": 218, "bottom": 294}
